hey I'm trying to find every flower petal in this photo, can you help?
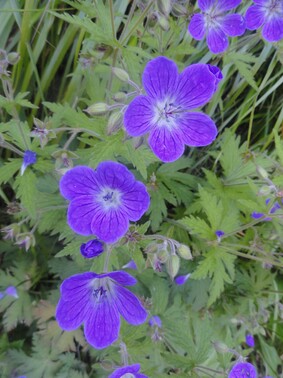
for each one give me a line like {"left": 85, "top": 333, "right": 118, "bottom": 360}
{"left": 67, "top": 196, "right": 102, "bottom": 236}
{"left": 148, "top": 125, "right": 185, "bottom": 162}
{"left": 216, "top": 0, "right": 242, "bottom": 11}
{"left": 109, "top": 364, "right": 141, "bottom": 378}
{"left": 198, "top": 0, "right": 214, "bottom": 11}
{"left": 188, "top": 14, "right": 206, "bottom": 40}
{"left": 178, "top": 112, "right": 218, "bottom": 147}
{"left": 142, "top": 57, "right": 179, "bottom": 100}
{"left": 124, "top": 95, "right": 154, "bottom": 137}
{"left": 60, "top": 272, "right": 97, "bottom": 301}
{"left": 56, "top": 297, "right": 90, "bottom": 331}
{"left": 122, "top": 181, "right": 150, "bottom": 221}
{"left": 84, "top": 298, "right": 120, "bottom": 349}
{"left": 90, "top": 207, "right": 129, "bottom": 243}
{"left": 100, "top": 271, "right": 137, "bottom": 286}
{"left": 245, "top": 5, "right": 265, "bottom": 30}
{"left": 221, "top": 14, "right": 246, "bottom": 37}
{"left": 176, "top": 64, "right": 218, "bottom": 109}
{"left": 114, "top": 285, "right": 147, "bottom": 325}
{"left": 60, "top": 166, "right": 100, "bottom": 200}
{"left": 95, "top": 161, "right": 135, "bottom": 191}
{"left": 206, "top": 26, "right": 229, "bottom": 53}
{"left": 262, "top": 16, "right": 283, "bottom": 42}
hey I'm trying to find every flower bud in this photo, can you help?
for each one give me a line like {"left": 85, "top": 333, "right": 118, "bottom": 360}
{"left": 80, "top": 239, "right": 104, "bottom": 258}
{"left": 107, "top": 111, "right": 123, "bottom": 134}
{"left": 166, "top": 254, "right": 180, "bottom": 279}
{"left": 15, "top": 233, "right": 35, "bottom": 252}
{"left": 5, "top": 286, "right": 18, "bottom": 298}
{"left": 112, "top": 92, "right": 127, "bottom": 103}
{"left": 258, "top": 185, "right": 272, "bottom": 196}
{"left": 157, "top": 248, "right": 169, "bottom": 263}
{"left": 112, "top": 67, "right": 130, "bottom": 82}
{"left": 84, "top": 102, "right": 109, "bottom": 115}
{"left": 7, "top": 52, "right": 20, "bottom": 65}
{"left": 157, "top": 15, "right": 169, "bottom": 31}
{"left": 172, "top": 3, "right": 188, "bottom": 17}
{"left": 157, "top": 0, "right": 172, "bottom": 16}
{"left": 257, "top": 166, "right": 268, "bottom": 179}
{"left": 177, "top": 244, "right": 192, "bottom": 260}
{"left": 174, "top": 273, "right": 191, "bottom": 285}
{"left": 212, "top": 341, "right": 229, "bottom": 354}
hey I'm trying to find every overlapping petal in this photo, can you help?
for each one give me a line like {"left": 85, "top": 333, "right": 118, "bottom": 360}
{"left": 176, "top": 64, "right": 218, "bottom": 108}
{"left": 113, "top": 285, "right": 148, "bottom": 325}
{"left": 104, "top": 271, "right": 137, "bottom": 286}
{"left": 245, "top": 5, "right": 266, "bottom": 30}
{"left": 207, "top": 26, "right": 229, "bottom": 53}
{"left": 142, "top": 57, "right": 179, "bottom": 100}
{"left": 84, "top": 298, "right": 120, "bottom": 349}
{"left": 178, "top": 112, "right": 218, "bottom": 147}
{"left": 90, "top": 207, "right": 129, "bottom": 243}
{"left": 60, "top": 166, "right": 100, "bottom": 200}
{"left": 67, "top": 195, "right": 101, "bottom": 236}
{"left": 188, "top": 14, "right": 206, "bottom": 40}
{"left": 221, "top": 14, "right": 246, "bottom": 36}
{"left": 124, "top": 95, "right": 154, "bottom": 137}
{"left": 60, "top": 272, "right": 97, "bottom": 301}
{"left": 148, "top": 125, "right": 185, "bottom": 163}
{"left": 262, "top": 15, "right": 283, "bottom": 42}
{"left": 122, "top": 181, "right": 150, "bottom": 221}
{"left": 56, "top": 297, "right": 91, "bottom": 331}
{"left": 95, "top": 161, "right": 135, "bottom": 190}
{"left": 216, "top": 0, "right": 242, "bottom": 11}
{"left": 198, "top": 0, "right": 214, "bottom": 11}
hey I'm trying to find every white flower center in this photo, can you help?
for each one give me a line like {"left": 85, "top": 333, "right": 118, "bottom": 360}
{"left": 153, "top": 98, "right": 182, "bottom": 128}
{"left": 120, "top": 374, "right": 135, "bottom": 378}
{"left": 265, "top": 0, "right": 283, "bottom": 17}
{"left": 98, "top": 187, "right": 121, "bottom": 210}
{"left": 91, "top": 277, "right": 113, "bottom": 304}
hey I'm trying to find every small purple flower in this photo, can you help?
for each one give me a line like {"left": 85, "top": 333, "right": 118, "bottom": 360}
{"left": 174, "top": 273, "right": 191, "bottom": 285}
{"left": 122, "top": 259, "right": 138, "bottom": 270}
{"left": 228, "top": 362, "right": 257, "bottom": 378}
{"left": 109, "top": 363, "right": 148, "bottom": 378}
{"left": 5, "top": 286, "right": 18, "bottom": 298}
{"left": 0, "top": 292, "right": 4, "bottom": 299}
{"left": 149, "top": 315, "right": 162, "bottom": 328}
{"left": 215, "top": 230, "right": 225, "bottom": 241}
{"left": 246, "top": 334, "right": 255, "bottom": 348}
{"left": 56, "top": 271, "right": 147, "bottom": 349}
{"left": 80, "top": 239, "right": 104, "bottom": 258}
{"left": 246, "top": 0, "right": 283, "bottom": 42}
{"left": 251, "top": 198, "right": 282, "bottom": 221}
{"left": 124, "top": 57, "right": 222, "bottom": 163}
{"left": 21, "top": 150, "right": 37, "bottom": 175}
{"left": 188, "top": 0, "right": 246, "bottom": 54}
{"left": 60, "top": 162, "right": 150, "bottom": 243}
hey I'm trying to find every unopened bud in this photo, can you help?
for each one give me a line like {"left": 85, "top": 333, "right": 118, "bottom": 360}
{"left": 85, "top": 102, "right": 109, "bottom": 115}
{"left": 107, "top": 111, "right": 123, "bottom": 134}
{"left": 177, "top": 244, "right": 192, "bottom": 260}
{"left": 166, "top": 254, "right": 180, "bottom": 279}
{"left": 172, "top": 3, "right": 188, "bottom": 17}
{"left": 112, "top": 67, "right": 130, "bottom": 82}
{"left": 258, "top": 185, "right": 272, "bottom": 196}
{"left": 157, "top": 0, "right": 172, "bottom": 16}
{"left": 15, "top": 233, "right": 35, "bottom": 252}
{"left": 157, "top": 15, "right": 169, "bottom": 31}
{"left": 7, "top": 52, "right": 20, "bottom": 65}
{"left": 112, "top": 92, "right": 127, "bottom": 103}
{"left": 148, "top": 12, "right": 158, "bottom": 28}
{"left": 212, "top": 341, "right": 229, "bottom": 354}
{"left": 257, "top": 166, "right": 268, "bottom": 179}
{"left": 157, "top": 249, "right": 169, "bottom": 263}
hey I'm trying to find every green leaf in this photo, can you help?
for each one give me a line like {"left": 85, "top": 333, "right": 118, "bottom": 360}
{"left": 14, "top": 170, "right": 38, "bottom": 218}
{"left": 0, "top": 158, "right": 21, "bottom": 184}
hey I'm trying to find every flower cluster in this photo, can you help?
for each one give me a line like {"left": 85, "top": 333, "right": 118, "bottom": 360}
{"left": 124, "top": 56, "right": 222, "bottom": 162}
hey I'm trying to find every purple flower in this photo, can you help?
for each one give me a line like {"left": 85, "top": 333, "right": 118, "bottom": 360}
{"left": 251, "top": 198, "right": 282, "bottom": 221}
{"left": 5, "top": 286, "right": 18, "bottom": 298}
{"left": 246, "top": 334, "right": 255, "bottom": 348}
{"left": 80, "top": 239, "right": 104, "bottom": 258}
{"left": 174, "top": 273, "right": 191, "bottom": 285}
{"left": 124, "top": 57, "right": 222, "bottom": 163}
{"left": 149, "top": 315, "right": 162, "bottom": 328}
{"left": 59, "top": 162, "right": 150, "bottom": 243}
{"left": 246, "top": 0, "right": 283, "bottom": 42}
{"left": 188, "top": 0, "right": 246, "bottom": 54}
{"left": 215, "top": 230, "right": 225, "bottom": 241}
{"left": 56, "top": 271, "right": 147, "bottom": 349}
{"left": 0, "top": 292, "right": 4, "bottom": 299}
{"left": 122, "top": 259, "right": 138, "bottom": 270}
{"left": 228, "top": 362, "right": 257, "bottom": 378}
{"left": 109, "top": 363, "right": 148, "bottom": 378}
{"left": 21, "top": 150, "right": 37, "bottom": 175}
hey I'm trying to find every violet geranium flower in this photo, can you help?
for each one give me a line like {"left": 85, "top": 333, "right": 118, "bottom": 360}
{"left": 228, "top": 362, "right": 257, "bottom": 378}
{"left": 56, "top": 271, "right": 147, "bottom": 349}
{"left": 109, "top": 363, "right": 148, "bottom": 378}
{"left": 188, "top": 0, "right": 246, "bottom": 54}
{"left": 251, "top": 198, "right": 282, "bottom": 221}
{"left": 246, "top": 0, "right": 283, "bottom": 42}
{"left": 21, "top": 150, "right": 37, "bottom": 175}
{"left": 124, "top": 57, "right": 222, "bottom": 162}
{"left": 246, "top": 334, "right": 255, "bottom": 348}
{"left": 59, "top": 161, "right": 150, "bottom": 243}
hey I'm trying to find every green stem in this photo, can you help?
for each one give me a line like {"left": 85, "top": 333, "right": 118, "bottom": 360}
{"left": 103, "top": 244, "right": 112, "bottom": 272}
{"left": 109, "top": 0, "right": 116, "bottom": 40}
